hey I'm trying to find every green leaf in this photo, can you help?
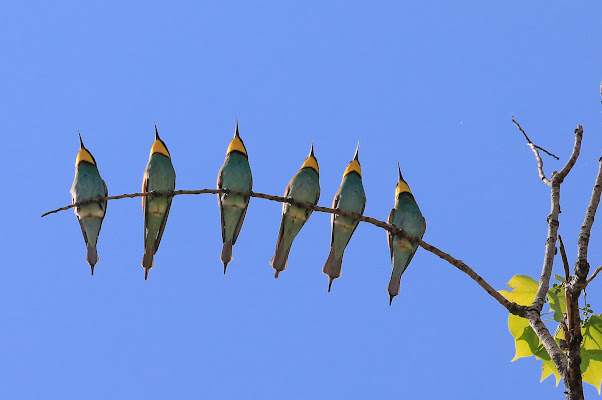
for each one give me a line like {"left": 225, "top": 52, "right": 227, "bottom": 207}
{"left": 536, "top": 345, "right": 561, "bottom": 385}
{"left": 509, "top": 314, "right": 540, "bottom": 361}
{"left": 501, "top": 275, "right": 564, "bottom": 385}
{"left": 499, "top": 275, "right": 539, "bottom": 306}
{"left": 581, "top": 315, "right": 602, "bottom": 393}
{"left": 547, "top": 285, "right": 567, "bottom": 323}
{"left": 554, "top": 274, "right": 566, "bottom": 283}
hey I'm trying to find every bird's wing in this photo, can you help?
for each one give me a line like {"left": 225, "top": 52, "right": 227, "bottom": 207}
{"left": 102, "top": 179, "right": 108, "bottom": 217}
{"left": 153, "top": 173, "right": 175, "bottom": 254}
{"left": 421, "top": 216, "right": 427, "bottom": 237}
{"left": 96, "top": 179, "right": 108, "bottom": 237}
{"left": 387, "top": 208, "right": 395, "bottom": 260}
{"left": 341, "top": 196, "right": 367, "bottom": 251}
{"left": 231, "top": 181, "right": 252, "bottom": 245}
{"left": 282, "top": 180, "right": 292, "bottom": 215}
{"left": 78, "top": 220, "right": 89, "bottom": 245}
{"left": 217, "top": 169, "right": 226, "bottom": 243}
{"left": 153, "top": 197, "right": 171, "bottom": 254}
{"left": 330, "top": 191, "right": 341, "bottom": 246}
{"left": 304, "top": 183, "right": 320, "bottom": 220}
{"left": 142, "top": 173, "right": 149, "bottom": 248}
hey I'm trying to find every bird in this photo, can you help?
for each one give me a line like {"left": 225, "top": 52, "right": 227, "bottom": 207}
{"left": 217, "top": 119, "right": 253, "bottom": 274}
{"left": 323, "top": 142, "right": 366, "bottom": 292}
{"left": 70, "top": 131, "right": 108, "bottom": 275}
{"left": 141, "top": 124, "right": 176, "bottom": 280}
{"left": 387, "top": 163, "right": 426, "bottom": 305}
{"left": 270, "top": 142, "right": 320, "bottom": 278}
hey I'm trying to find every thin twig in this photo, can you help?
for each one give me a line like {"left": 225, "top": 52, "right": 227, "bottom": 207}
{"left": 512, "top": 116, "right": 558, "bottom": 186}
{"left": 558, "top": 235, "right": 571, "bottom": 282}
{"left": 42, "top": 188, "right": 526, "bottom": 316}
{"left": 556, "top": 125, "right": 583, "bottom": 183}
{"left": 584, "top": 266, "right": 602, "bottom": 289}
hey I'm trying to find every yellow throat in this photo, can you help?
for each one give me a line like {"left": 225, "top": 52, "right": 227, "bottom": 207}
{"left": 396, "top": 180, "right": 412, "bottom": 197}
{"left": 76, "top": 148, "right": 96, "bottom": 166}
{"left": 343, "top": 160, "right": 361, "bottom": 177}
{"left": 301, "top": 155, "right": 319, "bottom": 173}
{"left": 227, "top": 136, "right": 247, "bottom": 155}
{"left": 150, "top": 139, "right": 170, "bottom": 158}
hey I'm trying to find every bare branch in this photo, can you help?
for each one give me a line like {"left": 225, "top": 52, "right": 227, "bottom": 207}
{"left": 512, "top": 116, "right": 558, "bottom": 186}
{"left": 525, "top": 309, "right": 569, "bottom": 375}
{"left": 42, "top": 188, "right": 526, "bottom": 316}
{"left": 573, "top": 154, "right": 602, "bottom": 284}
{"left": 530, "top": 125, "right": 584, "bottom": 314}
{"left": 566, "top": 287, "right": 584, "bottom": 399}
{"left": 555, "top": 125, "right": 583, "bottom": 183}
{"left": 532, "top": 179, "right": 561, "bottom": 311}
{"left": 584, "top": 265, "right": 602, "bottom": 289}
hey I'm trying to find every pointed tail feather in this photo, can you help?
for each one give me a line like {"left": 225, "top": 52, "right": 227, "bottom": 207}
{"left": 322, "top": 250, "right": 343, "bottom": 291}
{"left": 270, "top": 245, "right": 291, "bottom": 278}
{"left": 142, "top": 249, "right": 154, "bottom": 280}
{"left": 221, "top": 240, "right": 233, "bottom": 273}
{"left": 86, "top": 245, "right": 99, "bottom": 271}
{"left": 387, "top": 274, "right": 401, "bottom": 305}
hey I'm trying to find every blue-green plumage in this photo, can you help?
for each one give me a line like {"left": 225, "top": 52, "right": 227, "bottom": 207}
{"left": 142, "top": 125, "right": 176, "bottom": 280}
{"left": 71, "top": 133, "right": 107, "bottom": 275}
{"left": 270, "top": 143, "right": 320, "bottom": 278}
{"left": 387, "top": 164, "right": 426, "bottom": 305}
{"left": 217, "top": 122, "right": 252, "bottom": 273}
{"left": 323, "top": 145, "right": 366, "bottom": 291}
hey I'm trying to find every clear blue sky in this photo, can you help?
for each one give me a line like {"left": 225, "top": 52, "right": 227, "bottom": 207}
{"left": 3, "top": 1, "right": 602, "bottom": 398}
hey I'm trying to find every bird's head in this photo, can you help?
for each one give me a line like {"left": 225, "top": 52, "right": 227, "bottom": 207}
{"left": 300, "top": 141, "right": 319, "bottom": 174}
{"left": 75, "top": 131, "right": 97, "bottom": 166}
{"left": 343, "top": 142, "right": 362, "bottom": 177}
{"left": 150, "top": 123, "right": 171, "bottom": 158}
{"left": 226, "top": 118, "right": 248, "bottom": 156}
{"left": 395, "top": 162, "right": 412, "bottom": 197}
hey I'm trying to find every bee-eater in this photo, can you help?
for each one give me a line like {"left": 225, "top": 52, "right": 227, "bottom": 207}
{"left": 270, "top": 142, "right": 320, "bottom": 278}
{"left": 142, "top": 124, "right": 176, "bottom": 280}
{"left": 217, "top": 120, "right": 252, "bottom": 274}
{"left": 387, "top": 163, "right": 426, "bottom": 305}
{"left": 71, "top": 132, "right": 108, "bottom": 275}
{"left": 323, "top": 143, "right": 366, "bottom": 292}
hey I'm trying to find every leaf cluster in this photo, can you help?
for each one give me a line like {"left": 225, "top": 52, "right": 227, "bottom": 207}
{"left": 500, "top": 275, "right": 602, "bottom": 392}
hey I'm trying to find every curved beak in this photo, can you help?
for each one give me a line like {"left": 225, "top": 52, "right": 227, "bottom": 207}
{"left": 353, "top": 141, "right": 360, "bottom": 161}
{"left": 309, "top": 140, "right": 315, "bottom": 158}
{"left": 397, "top": 162, "right": 404, "bottom": 182}
{"left": 78, "top": 130, "right": 84, "bottom": 149}
{"left": 234, "top": 117, "right": 240, "bottom": 138}
{"left": 154, "top": 123, "right": 160, "bottom": 140}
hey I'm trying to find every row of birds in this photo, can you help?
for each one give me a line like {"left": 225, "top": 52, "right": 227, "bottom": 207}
{"left": 70, "top": 122, "right": 426, "bottom": 304}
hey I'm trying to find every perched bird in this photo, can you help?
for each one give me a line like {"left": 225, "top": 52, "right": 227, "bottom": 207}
{"left": 323, "top": 143, "right": 366, "bottom": 292}
{"left": 141, "top": 124, "right": 176, "bottom": 280}
{"left": 71, "top": 132, "right": 108, "bottom": 275}
{"left": 387, "top": 163, "right": 426, "bottom": 305}
{"left": 270, "top": 142, "right": 320, "bottom": 278}
{"left": 217, "top": 120, "right": 253, "bottom": 274}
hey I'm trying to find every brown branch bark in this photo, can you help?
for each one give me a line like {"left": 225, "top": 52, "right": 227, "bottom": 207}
{"left": 512, "top": 116, "right": 559, "bottom": 186}
{"left": 516, "top": 123, "right": 584, "bottom": 399}
{"left": 42, "top": 188, "right": 526, "bottom": 317}
{"left": 572, "top": 154, "right": 602, "bottom": 284}
{"left": 563, "top": 151, "right": 601, "bottom": 400}
{"left": 525, "top": 309, "right": 569, "bottom": 373}
{"left": 532, "top": 125, "right": 583, "bottom": 313}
